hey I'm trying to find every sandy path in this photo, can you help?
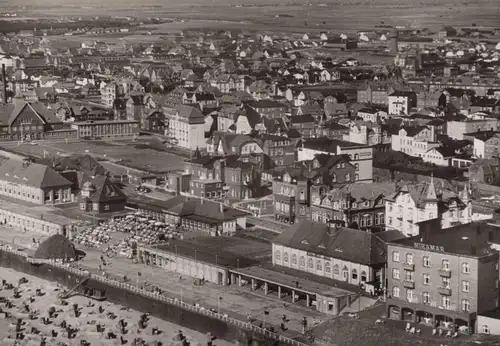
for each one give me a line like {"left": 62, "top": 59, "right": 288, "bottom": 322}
{"left": 0, "top": 267, "right": 233, "bottom": 346}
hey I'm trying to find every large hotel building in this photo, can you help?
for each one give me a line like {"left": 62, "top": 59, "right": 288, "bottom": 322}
{"left": 386, "top": 219, "right": 500, "bottom": 334}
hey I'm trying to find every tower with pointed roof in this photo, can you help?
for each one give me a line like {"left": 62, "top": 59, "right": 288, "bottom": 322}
{"left": 423, "top": 174, "right": 438, "bottom": 220}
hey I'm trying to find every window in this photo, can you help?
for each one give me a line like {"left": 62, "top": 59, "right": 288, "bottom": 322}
{"left": 352, "top": 269, "right": 358, "bottom": 280}
{"left": 388, "top": 202, "right": 393, "bottom": 212}
{"left": 422, "top": 292, "right": 430, "bottom": 304}
{"left": 392, "top": 286, "right": 400, "bottom": 298}
{"left": 325, "top": 263, "right": 331, "bottom": 274}
{"left": 342, "top": 266, "right": 349, "bottom": 280}
{"left": 308, "top": 258, "right": 313, "bottom": 269}
{"left": 442, "top": 277, "right": 451, "bottom": 288}
{"left": 392, "top": 251, "right": 400, "bottom": 262}
{"left": 104, "top": 204, "right": 110, "bottom": 211}
{"left": 406, "top": 289, "right": 414, "bottom": 302}
{"left": 316, "top": 260, "right": 322, "bottom": 271}
{"left": 355, "top": 174, "right": 359, "bottom": 181}
{"left": 361, "top": 271, "right": 367, "bottom": 282}
{"left": 423, "top": 256, "right": 430, "bottom": 267}
{"left": 462, "top": 280, "right": 470, "bottom": 293}
{"left": 354, "top": 163, "right": 359, "bottom": 171}
{"left": 442, "top": 259, "right": 450, "bottom": 270}
{"left": 283, "top": 252, "right": 289, "bottom": 263}
{"left": 461, "top": 299, "right": 470, "bottom": 312}
{"left": 300, "top": 256, "right": 305, "bottom": 267}
{"left": 275, "top": 251, "right": 281, "bottom": 261}
{"left": 333, "top": 264, "right": 340, "bottom": 276}
{"left": 405, "top": 253, "right": 414, "bottom": 265}
{"left": 462, "top": 262, "right": 470, "bottom": 274}
{"left": 482, "top": 325, "right": 490, "bottom": 334}
{"left": 291, "top": 254, "right": 297, "bottom": 266}
{"left": 392, "top": 269, "right": 400, "bottom": 279}
{"left": 345, "top": 173, "right": 350, "bottom": 181}
{"left": 423, "top": 274, "right": 430, "bottom": 285}
{"left": 405, "top": 270, "right": 414, "bottom": 282}
{"left": 442, "top": 296, "right": 451, "bottom": 309}
{"left": 332, "top": 174, "right": 337, "bottom": 182}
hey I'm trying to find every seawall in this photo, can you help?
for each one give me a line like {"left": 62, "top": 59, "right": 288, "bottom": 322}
{"left": 0, "top": 249, "right": 306, "bottom": 346}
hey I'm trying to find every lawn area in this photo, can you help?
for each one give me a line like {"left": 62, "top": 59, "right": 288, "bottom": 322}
{"left": 310, "top": 304, "right": 500, "bottom": 346}
{"left": 0, "top": 139, "right": 185, "bottom": 174}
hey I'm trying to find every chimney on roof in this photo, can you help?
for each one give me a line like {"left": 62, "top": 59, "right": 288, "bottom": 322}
{"left": 1, "top": 64, "right": 7, "bottom": 104}
{"left": 219, "top": 202, "right": 224, "bottom": 213}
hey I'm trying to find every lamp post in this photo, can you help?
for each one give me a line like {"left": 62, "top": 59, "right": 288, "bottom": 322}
{"left": 20, "top": 121, "right": 30, "bottom": 144}
{"left": 195, "top": 250, "right": 198, "bottom": 278}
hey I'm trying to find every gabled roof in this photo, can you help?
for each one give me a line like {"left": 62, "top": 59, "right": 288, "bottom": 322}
{"left": 289, "top": 114, "right": 315, "bottom": 124}
{"left": 7, "top": 102, "right": 61, "bottom": 126}
{"left": 80, "top": 175, "right": 126, "bottom": 203}
{"left": 325, "top": 181, "right": 395, "bottom": 202}
{"left": 128, "top": 95, "right": 144, "bottom": 106}
{"left": 273, "top": 220, "right": 387, "bottom": 266}
{"left": 0, "top": 160, "right": 72, "bottom": 189}
{"left": 176, "top": 104, "right": 205, "bottom": 124}
{"left": 385, "top": 182, "right": 438, "bottom": 207}
{"left": 401, "top": 125, "right": 428, "bottom": 137}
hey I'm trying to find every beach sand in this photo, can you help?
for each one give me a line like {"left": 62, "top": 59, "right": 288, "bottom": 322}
{"left": 0, "top": 267, "right": 234, "bottom": 346}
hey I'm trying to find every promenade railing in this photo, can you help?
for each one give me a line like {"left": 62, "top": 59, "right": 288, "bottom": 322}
{"left": 0, "top": 246, "right": 308, "bottom": 346}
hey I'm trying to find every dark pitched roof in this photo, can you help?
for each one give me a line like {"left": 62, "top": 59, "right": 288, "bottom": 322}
{"left": 391, "top": 221, "right": 500, "bottom": 257}
{"left": 128, "top": 95, "right": 144, "bottom": 106}
{"left": 48, "top": 154, "right": 107, "bottom": 176}
{"left": 273, "top": 220, "right": 387, "bottom": 266}
{"left": 246, "top": 100, "right": 288, "bottom": 109}
{"left": 80, "top": 175, "right": 126, "bottom": 203}
{"left": 194, "top": 93, "right": 216, "bottom": 102}
{"left": 289, "top": 114, "right": 315, "bottom": 124}
{"left": 402, "top": 125, "right": 428, "bottom": 137}
{"left": 168, "top": 199, "right": 248, "bottom": 223}
{"left": 34, "top": 234, "right": 77, "bottom": 260}
{"left": 0, "top": 160, "right": 72, "bottom": 189}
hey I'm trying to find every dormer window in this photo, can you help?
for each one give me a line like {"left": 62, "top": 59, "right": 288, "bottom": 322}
{"left": 318, "top": 244, "right": 326, "bottom": 249}
{"left": 301, "top": 240, "right": 309, "bottom": 245}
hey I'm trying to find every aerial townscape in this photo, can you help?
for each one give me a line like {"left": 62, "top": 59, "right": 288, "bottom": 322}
{"left": 0, "top": 0, "right": 500, "bottom": 345}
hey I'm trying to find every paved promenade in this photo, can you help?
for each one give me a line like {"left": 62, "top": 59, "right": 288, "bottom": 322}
{"left": 0, "top": 225, "right": 328, "bottom": 339}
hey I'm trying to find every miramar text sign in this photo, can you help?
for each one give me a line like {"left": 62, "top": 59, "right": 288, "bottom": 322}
{"left": 414, "top": 243, "right": 445, "bottom": 252}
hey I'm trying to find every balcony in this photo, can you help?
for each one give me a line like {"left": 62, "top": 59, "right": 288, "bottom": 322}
{"left": 403, "top": 280, "right": 415, "bottom": 289}
{"left": 439, "top": 269, "right": 451, "bottom": 278}
{"left": 403, "top": 263, "right": 415, "bottom": 271}
{"left": 438, "top": 287, "right": 452, "bottom": 296}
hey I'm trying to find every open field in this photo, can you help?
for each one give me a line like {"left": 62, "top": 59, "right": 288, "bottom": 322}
{"left": 0, "top": 138, "right": 185, "bottom": 174}
{"left": 1, "top": 0, "right": 499, "bottom": 34}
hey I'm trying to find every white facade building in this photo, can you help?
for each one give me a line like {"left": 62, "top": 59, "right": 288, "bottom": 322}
{"left": 391, "top": 126, "right": 438, "bottom": 157}
{"left": 385, "top": 180, "right": 472, "bottom": 237}
{"left": 166, "top": 105, "right": 206, "bottom": 150}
